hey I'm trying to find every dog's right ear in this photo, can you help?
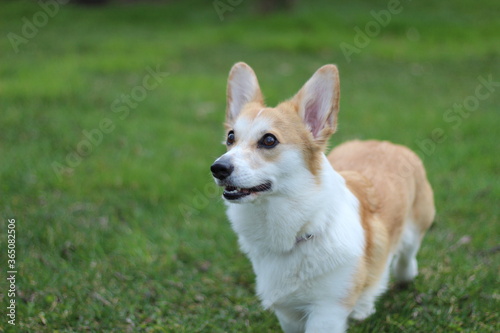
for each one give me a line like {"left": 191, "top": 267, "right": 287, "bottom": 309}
{"left": 226, "top": 62, "right": 263, "bottom": 125}
{"left": 292, "top": 65, "right": 340, "bottom": 146}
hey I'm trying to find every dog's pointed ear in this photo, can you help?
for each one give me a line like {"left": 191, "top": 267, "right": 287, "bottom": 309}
{"left": 226, "top": 62, "right": 263, "bottom": 125}
{"left": 292, "top": 65, "right": 340, "bottom": 144}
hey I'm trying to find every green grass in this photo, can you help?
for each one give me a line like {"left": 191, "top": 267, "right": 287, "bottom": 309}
{"left": 1, "top": 0, "right": 499, "bottom": 331}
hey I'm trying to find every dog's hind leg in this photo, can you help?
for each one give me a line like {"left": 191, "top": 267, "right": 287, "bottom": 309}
{"left": 391, "top": 221, "right": 422, "bottom": 283}
{"left": 392, "top": 175, "right": 435, "bottom": 284}
{"left": 350, "top": 258, "right": 391, "bottom": 320}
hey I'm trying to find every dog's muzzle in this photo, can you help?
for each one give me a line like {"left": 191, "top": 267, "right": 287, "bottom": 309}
{"left": 211, "top": 156, "right": 272, "bottom": 201}
{"left": 211, "top": 157, "right": 233, "bottom": 180}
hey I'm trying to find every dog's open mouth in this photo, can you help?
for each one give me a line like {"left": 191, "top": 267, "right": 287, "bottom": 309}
{"left": 223, "top": 182, "right": 272, "bottom": 200}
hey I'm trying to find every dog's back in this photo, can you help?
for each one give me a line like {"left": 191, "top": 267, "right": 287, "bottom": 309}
{"left": 328, "top": 140, "right": 435, "bottom": 318}
{"left": 329, "top": 140, "right": 435, "bottom": 239}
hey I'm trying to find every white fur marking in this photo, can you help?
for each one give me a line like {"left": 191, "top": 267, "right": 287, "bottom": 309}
{"left": 256, "top": 108, "right": 266, "bottom": 118}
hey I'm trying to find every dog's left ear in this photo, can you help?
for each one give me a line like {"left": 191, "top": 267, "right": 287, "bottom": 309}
{"left": 292, "top": 65, "right": 340, "bottom": 145}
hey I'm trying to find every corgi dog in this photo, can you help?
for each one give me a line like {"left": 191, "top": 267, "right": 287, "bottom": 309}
{"left": 210, "top": 62, "right": 435, "bottom": 333}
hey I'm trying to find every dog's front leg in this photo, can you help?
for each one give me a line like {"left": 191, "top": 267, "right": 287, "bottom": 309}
{"left": 275, "top": 308, "right": 306, "bottom": 333}
{"left": 275, "top": 309, "right": 305, "bottom": 333}
{"left": 304, "top": 304, "right": 350, "bottom": 333}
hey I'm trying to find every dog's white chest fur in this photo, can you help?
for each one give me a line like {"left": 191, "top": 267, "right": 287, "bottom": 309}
{"left": 226, "top": 157, "right": 364, "bottom": 309}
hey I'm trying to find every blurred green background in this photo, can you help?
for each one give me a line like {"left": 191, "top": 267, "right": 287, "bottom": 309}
{"left": 0, "top": 0, "right": 499, "bottom": 331}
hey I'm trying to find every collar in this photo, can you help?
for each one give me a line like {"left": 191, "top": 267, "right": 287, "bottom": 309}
{"left": 295, "top": 233, "right": 314, "bottom": 245}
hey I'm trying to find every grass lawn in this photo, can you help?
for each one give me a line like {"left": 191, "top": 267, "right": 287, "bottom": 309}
{"left": 1, "top": 0, "right": 499, "bottom": 331}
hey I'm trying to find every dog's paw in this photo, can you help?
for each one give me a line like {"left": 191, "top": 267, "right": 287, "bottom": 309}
{"left": 349, "top": 307, "right": 376, "bottom": 321}
{"left": 393, "top": 258, "right": 419, "bottom": 284}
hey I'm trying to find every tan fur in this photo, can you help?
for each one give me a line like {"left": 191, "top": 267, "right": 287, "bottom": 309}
{"left": 224, "top": 100, "right": 327, "bottom": 177}
{"left": 275, "top": 101, "right": 325, "bottom": 176}
{"left": 327, "top": 140, "right": 435, "bottom": 304}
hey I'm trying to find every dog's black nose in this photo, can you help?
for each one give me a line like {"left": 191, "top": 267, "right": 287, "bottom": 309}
{"left": 211, "top": 160, "right": 234, "bottom": 180}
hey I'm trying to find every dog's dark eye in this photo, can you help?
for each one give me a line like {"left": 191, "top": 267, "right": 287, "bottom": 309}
{"left": 227, "top": 130, "right": 235, "bottom": 145}
{"left": 259, "top": 134, "right": 279, "bottom": 148}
